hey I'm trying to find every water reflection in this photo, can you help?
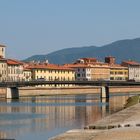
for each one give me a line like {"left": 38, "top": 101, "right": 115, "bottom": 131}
{"left": 0, "top": 93, "right": 131, "bottom": 140}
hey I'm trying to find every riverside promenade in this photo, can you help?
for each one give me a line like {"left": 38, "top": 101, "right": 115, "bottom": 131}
{"left": 50, "top": 103, "right": 140, "bottom": 140}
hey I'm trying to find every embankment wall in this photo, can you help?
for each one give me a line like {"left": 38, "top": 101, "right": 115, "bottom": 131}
{"left": 1, "top": 86, "right": 140, "bottom": 98}
{"left": 18, "top": 86, "right": 140, "bottom": 97}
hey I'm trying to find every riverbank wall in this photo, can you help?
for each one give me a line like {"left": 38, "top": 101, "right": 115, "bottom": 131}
{"left": 1, "top": 86, "right": 140, "bottom": 98}
{"left": 18, "top": 86, "right": 140, "bottom": 97}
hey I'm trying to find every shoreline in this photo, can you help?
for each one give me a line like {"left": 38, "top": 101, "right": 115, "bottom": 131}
{"left": 50, "top": 102, "right": 140, "bottom": 140}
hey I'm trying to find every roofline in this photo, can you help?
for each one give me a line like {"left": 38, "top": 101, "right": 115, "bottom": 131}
{"left": 0, "top": 45, "right": 6, "bottom": 47}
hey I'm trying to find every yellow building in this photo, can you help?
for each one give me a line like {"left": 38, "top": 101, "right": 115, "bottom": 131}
{"left": 28, "top": 64, "right": 75, "bottom": 84}
{"left": 110, "top": 64, "right": 128, "bottom": 80}
{"left": 104, "top": 56, "right": 128, "bottom": 81}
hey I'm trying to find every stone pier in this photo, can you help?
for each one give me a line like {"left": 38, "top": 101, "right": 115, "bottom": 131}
{"left": 6, "top": 87, "right": 19, "bottom": 99}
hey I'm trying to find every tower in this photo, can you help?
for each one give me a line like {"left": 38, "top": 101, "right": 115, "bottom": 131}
{"left": 0, "top": 45, "right": 6, "bottom": 58}
{"left": 105, "top": 56, "right": 115, "bottom": 65}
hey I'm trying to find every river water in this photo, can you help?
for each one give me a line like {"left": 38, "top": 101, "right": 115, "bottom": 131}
{"left": 0, "top": 93, "right": 134, "bottom": 140}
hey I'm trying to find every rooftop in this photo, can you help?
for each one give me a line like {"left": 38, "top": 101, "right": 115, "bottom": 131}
{"left": 0, "top": 44, "right": 6, "bottom": 47}
{"left": 7, "top": 59, "right": 24, "bottom": 65}
{"left": 27, "top": 64, "right": 75, "bottom": 71}
{"left": 64, "top": 63, "right": 91, "bottom": 68}
{"left": 122, "top": 60, "right": 140, "bottom": 66}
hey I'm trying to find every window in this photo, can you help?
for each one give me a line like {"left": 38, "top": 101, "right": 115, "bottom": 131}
{"left": 110, "top": 77, "right": 114, "bottom": 80}
{"left": 77, "top": 74, "right": 80, "bottom": 77}
{"left": 110, "top": 72, "right": 114, "bottom": 74}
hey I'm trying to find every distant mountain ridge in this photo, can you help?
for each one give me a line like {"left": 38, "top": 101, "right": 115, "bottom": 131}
{"left": 24, "top": 38, "right": 140, "bottom": 64}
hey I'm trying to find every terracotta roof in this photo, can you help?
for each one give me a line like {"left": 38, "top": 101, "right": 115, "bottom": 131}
{"left": 64, "top": 64, "right": 91, "bottom": 68}
{"left": 89, "top": 63, "right": 110, "bottom": 68}
{"left": 7, "top": 59, "right": 24, "bottom": 65}
{"left": 27, "top": 64, "right": 75, "bottom": 71}
{"left": 0, "top": 58, "right": 7, "bottom": 61}
{"left": 122, "top": 61, "right": 140, "bottom": 66}
{"left": 23, "top": 68, "right": 31, "bottom": 71}
{"left": 0, "top": 44, "right": 6, "bottom": 47}
{"left": 110, "top": 64, "right": 128, "bottom": 69}
{"left": 90, "top": 62, "right": 109, "bottom": 65}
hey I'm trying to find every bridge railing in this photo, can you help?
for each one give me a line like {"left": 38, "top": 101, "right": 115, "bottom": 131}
{"left": 0, "top": 80, "right": 140, "bottom": 87}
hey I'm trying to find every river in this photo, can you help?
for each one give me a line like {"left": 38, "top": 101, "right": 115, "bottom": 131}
{"left": 0, "top": 93, "right": 134, "bottom": 140}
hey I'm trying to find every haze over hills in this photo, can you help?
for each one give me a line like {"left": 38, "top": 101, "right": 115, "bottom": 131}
{"left": 24, "top": 38, "right": 140, "bottom": 64}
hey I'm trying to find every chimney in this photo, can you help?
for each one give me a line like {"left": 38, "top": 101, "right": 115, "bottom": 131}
{"left": 105, "top": 56, "right": 115, "bottom": 64}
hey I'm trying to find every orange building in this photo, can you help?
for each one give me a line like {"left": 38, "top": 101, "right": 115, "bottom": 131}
{"left": 90, "top": 62, "right": 110, "bottom": 81}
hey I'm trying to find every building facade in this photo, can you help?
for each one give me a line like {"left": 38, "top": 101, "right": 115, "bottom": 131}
{"left": 122, "top": 60, "right": 140, "bottom": 81}
{"left": 23, "top": 68, "right": 32, "bottom": 81}
{"left": 0, "top": 45, "right": 6, "bottom": 58}
{"left": 75, "top": 58, "right": 97, "bottom": 64}
{"left": 65, "top": 64, "right": 91, "bottom": 81}
{"left": 90, "top": 63, "right": 110, "bottom": 81}
{"left": 28, "top": 64, "right": 75, "bottom": 81}
{"left": 110, "top": 65, "right": 128, "bottom": 80}
{"left": 0, "top": 58, "right": 7, "bottom": 82}
{"left": 73, "top": 58, "right": 110, "bottom": 81}
{"left": 105, "top": 56, "right": 128, "bottom": 81}
{"left": 7, "top": 59, "right": 24, "bottom": 81}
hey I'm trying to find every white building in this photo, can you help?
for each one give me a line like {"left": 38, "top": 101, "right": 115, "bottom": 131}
{"left": 122, "top": 60, "right": 140, "bottom": 81}
{"left": 7, "top": 59, "right": 24, "bottom": 81}
{"left": 0, "top": 45, "right": 6, "bottom": 58}
{"left": 0, "top": 45, "right": 7, "bottom": 81}
{"left": 64, "top": 64, "right": 91, "bottom": 81}
{"left": 23, "top": 68, "right": 32, "bottom": 81}
{"left": 0, "top": 58, "right": 7, "bottom": 82}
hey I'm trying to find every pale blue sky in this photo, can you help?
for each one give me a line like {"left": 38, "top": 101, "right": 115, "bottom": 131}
{"left": 0, "top": 0, "right": 140, "bottom": 59}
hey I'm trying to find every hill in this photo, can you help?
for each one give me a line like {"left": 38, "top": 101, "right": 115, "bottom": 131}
{"left": 24, "top": 38, "right": 140, "bottom": 64}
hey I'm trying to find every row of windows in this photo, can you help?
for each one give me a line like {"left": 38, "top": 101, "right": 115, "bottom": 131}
{"left": 77, "top": 73, "right": 86, "bottom": 77}
{"left": 36, "top": 76, "right": 74, "bottom": 81}
{"left": 0, "top": 64, "right": 6, "bottom": 68}
{"left": 24, "top": 73, "right": 31, "bottom": 77}
{"left": 8, "top": 69, "right": 23, "bottom": 74}
{"left": 0, "top": 70, "right": 6, "bottom": 75}
{"left": 134, "top": 75, "right": 140, "bottom": 77}
{"left": 110, "top": 77, "right": 128, "bottom": 80}
{"left": 7, "top": 76, "right": 22, "bottom": 81}
{"left": 110, "top": 72, "right": 128, "bottom": 75}
{"left": 0, "top": 77, "right": 6, "bottom": 81}
{"left": 36, "top": 70, "right": 74, "bottom": 74}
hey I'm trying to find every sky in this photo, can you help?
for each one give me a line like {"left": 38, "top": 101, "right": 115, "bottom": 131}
{"left": 0, "top": 0, "right": 140, "bottom": 59}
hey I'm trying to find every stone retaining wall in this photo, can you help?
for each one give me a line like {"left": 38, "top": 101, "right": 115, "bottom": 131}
{"left": 0, "top": 88, "right": 6, "bottom": 98}
{"left": 19, "top": 86, "right": 140, "bottom": 97}
{"left": 1, "top": 86, "right": 140, "bottom": 98}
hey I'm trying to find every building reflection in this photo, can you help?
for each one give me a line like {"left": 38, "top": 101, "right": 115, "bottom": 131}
{"left": 0, "top": 94, "right": 130, "bottom": 139}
